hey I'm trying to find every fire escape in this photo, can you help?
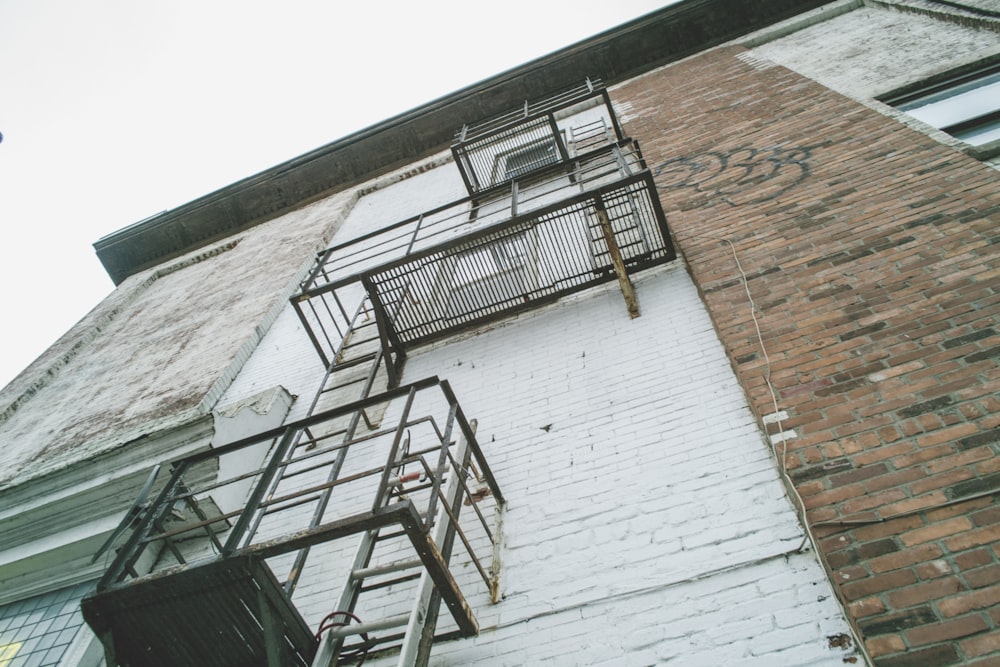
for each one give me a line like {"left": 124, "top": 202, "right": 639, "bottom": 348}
{"left": 82, "top": 80, "right": 673, "bottom": 667}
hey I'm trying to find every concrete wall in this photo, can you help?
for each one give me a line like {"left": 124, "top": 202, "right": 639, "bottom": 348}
{"left": 748, "top": 0, "right": 1000, "bottom": 169}
{"left": 749, "top": 1, "right": 1000, "bottom": 100}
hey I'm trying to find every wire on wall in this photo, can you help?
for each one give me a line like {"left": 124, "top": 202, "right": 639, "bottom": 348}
{"left": 682, "top": 230, "right": 874, "bottom": 666}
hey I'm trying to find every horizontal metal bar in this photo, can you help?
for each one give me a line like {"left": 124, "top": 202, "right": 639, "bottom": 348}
{"left": 323, "top": 613, "right": 411, "bottom": 639}
{"left": 171, "top": 378, "right": 444, "bottom": 466}
{"left": 351, "top": 558, "right": 422, "bottom": 580}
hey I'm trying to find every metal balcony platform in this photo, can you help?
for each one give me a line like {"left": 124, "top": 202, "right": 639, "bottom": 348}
{"left": 82, "top": 555, "right": 316, "bottom": 667}
{"left": 452, "top": 78, "right": 622, "bottom": 198}
{"left": 83, "top": 379, "right": 504, "bottom": 666}
{"left": 293, "top": 141, "right": 674, "bottom": 369}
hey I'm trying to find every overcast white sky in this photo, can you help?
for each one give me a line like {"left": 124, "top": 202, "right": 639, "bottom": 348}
{"left": 0, "top": 0, "right": 672, "bottom": 389}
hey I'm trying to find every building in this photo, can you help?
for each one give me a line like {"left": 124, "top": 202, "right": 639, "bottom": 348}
{"left": 1, "top": 0, "right": 998, "bottom": 665}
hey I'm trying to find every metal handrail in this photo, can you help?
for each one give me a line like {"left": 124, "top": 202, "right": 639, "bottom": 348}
{"left": 96, "top": 377, "right": 505, "bottom": 596}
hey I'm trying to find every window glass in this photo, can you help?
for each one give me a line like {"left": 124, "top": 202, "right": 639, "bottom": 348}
{"left": 504, "top": 140, "right": 559, "bottom": 180}
{"left": 0, "top": 582, "right": 94, "bottom": 667}
{"left": 892, "top": 68, "right": 1000, "bottom": 147}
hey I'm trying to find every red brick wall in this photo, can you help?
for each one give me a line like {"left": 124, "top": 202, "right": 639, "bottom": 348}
{"left": 620, "top": 45, "right": 1000, "bottom": 665}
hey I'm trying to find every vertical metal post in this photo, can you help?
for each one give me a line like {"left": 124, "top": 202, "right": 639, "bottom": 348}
{"left": 259, "top": 588, "right": 285, "bottom": 667}
{"left": 547, "top": 115, "right": 571, "bottom": 164}
{"left": 223, "top": 428, "right": 299, "bottom": 554}
{"left": 313, "top": 387, "right": 419, "bottom": 666}
{"left": 403, "top": 420, "right": 475, "bottom": 667}
{"left": 603, "top": 88, "right": 625, "bottom": 142}
{"left": 361, "top": 276, "right": 401, "bottom": 388}
{"left": 405, "top": 214, "right": 425, "bottom": 256}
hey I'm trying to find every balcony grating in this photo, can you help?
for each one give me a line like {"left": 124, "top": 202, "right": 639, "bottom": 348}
{"left": 82, "top": 556, "right": 316, "bottom": 667}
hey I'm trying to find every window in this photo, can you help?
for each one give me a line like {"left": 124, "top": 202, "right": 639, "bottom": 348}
{"left": 0, "top": 581, "right": 96, "bottom": 667}
{"left": 492, "top": 136, "right": 563, "bottom": 185}
{"left": 503, "top": 139, "right": 559, "bottom": 180}
{"left": 442, "top": 231, "right": 539, "bottom": 319}
{"left": 887, "top": 64, "right": 1000, "bottom": 153}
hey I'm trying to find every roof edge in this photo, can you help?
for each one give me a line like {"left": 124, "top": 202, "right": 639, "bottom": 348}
{"left": 94, "top": 0, "right": 828, "bottom": 284}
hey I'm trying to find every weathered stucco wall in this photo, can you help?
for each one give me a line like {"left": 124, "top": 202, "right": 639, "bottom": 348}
{"left": 0, "top": 188, "right": 355, "bottom": 489}
{"left": 750, "top": 1, "right": 1000, "bottom": 101}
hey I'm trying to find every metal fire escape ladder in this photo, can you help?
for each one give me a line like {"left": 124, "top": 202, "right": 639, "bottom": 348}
{"left": 84, "top": 377, "right": 504, "bottom": 667}
{"left": 280, "top": 283, "right": 413, "bottom": 597}
{"left": 311, "top": 393, "right": 501, "bottom": 667}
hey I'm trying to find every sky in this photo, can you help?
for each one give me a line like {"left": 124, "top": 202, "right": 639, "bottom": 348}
{"left": 0, "top": 0, "right": 672, "bottom": 389}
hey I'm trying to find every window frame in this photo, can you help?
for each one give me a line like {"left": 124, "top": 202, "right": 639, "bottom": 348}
{"left": 882, "top": 59, "right": 1000, "bottom": 160}
{"left": 489, "top": 133, "right": 566, "bottom": 187}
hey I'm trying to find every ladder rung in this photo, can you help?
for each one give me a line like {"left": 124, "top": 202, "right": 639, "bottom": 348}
{"left": 295, "top": 428, "right": 347, "bottom": 449}
{"left": 360, "top": 572, "right": 422, "bottom": 593}
{"left": 351, "top": 558, "right": 422, "bottom": 581}
{"left": 375, "top": 529, "right": 408, "bottom": 542}
{"left": 321, "top": 376, "right": 368, "bottom": 393}
{"left": 342, "top": 335, "right": 380, "bottom": 348}
{"left": 323, "top": 613, "right": 411, "bottom": 639}
{"left": 329, "top": 352, "right": 377, "bottom": 371}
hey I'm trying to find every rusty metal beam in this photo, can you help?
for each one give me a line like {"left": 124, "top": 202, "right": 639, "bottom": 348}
{"left": 594, "top": 198, "right": 640, "bottom": 319}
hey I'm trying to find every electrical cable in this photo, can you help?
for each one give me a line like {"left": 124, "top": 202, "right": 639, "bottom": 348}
{"left": 314, "top": 610, "right": 371, "bottom": 666}
{"left": 681, "top": 230, "right": 874, "bottom": 666}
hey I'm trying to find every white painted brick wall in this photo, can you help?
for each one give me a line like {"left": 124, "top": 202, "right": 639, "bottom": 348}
{"left": 215, "top": 153, "right": 858, "bottom": 663}
{"left": 341, "top": 264, "right": 856, "bottom": 665}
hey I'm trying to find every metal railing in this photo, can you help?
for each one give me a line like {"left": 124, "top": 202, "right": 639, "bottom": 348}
{"left": 95, "top": 378, "right": 504, "bottom": 608}
{"left": 452, "top": 78, "right": 623, "bottom": 197}
{"left": 293, "top": 141, "right": 673, "bottom": 363}
{"left": 368, "top": 172, "right": 671, "bottom": 346}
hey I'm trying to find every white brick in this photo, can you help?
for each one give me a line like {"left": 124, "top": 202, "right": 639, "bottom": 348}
{"left": 208, "top": 163, "right": 858, "bottom": 664}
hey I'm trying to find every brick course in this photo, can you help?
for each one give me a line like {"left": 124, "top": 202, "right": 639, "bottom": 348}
{"left": 619, "top": 44, "right": 1000, "bottom": 665}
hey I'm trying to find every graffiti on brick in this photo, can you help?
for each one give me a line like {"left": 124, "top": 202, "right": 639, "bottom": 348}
{"left": 653, "top": 145, "right": 814, "bottom": 206}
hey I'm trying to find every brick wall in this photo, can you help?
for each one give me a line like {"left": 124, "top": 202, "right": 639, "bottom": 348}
{"left": 619, "top": 45, "right": 1000, "bottom": 665}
